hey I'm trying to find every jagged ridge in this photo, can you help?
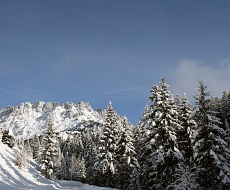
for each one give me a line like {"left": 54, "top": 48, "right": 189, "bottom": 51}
{"left": 0, "top": 101, "right": 105, "bottom": 139}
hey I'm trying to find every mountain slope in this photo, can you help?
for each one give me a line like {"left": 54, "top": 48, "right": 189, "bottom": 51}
{"left": 0, "top": 101, "right": 105, "bottom": 139}
{"left": 0, "top": 143, "right": 117, "bottom": 190}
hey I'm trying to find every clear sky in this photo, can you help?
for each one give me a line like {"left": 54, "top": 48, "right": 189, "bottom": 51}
{"left": 0, "top": 0, "right": 230, "bottom": 124}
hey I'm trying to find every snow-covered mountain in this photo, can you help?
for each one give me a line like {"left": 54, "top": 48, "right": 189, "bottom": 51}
{"left": 0, "top": 142, "right": 117, "bottom": 190}
{"left": 0, "top": 101, "right": 106, "bottom": 139}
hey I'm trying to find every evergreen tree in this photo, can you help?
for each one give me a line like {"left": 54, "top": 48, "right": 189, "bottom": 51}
{"left": 177, "top": 94, "right": 196, "bottom": 163}
{"left": 167, "top": 163, "right": 199, "bottom": 190}
{"left": 57, "top": 133, "right": 77, "bottom": 180}
{"left": 40, "top": 122, "right": 59, "bottom": 180}
{"left": 77, "top": 157, "right": 86, "bottom": 182}
{"left": 59, "top": 136, "right": 71, "bottom": 180}
{"left": 136, "top": 105, "right": 152, "bottom": 189}
{"left": 168, "top": 94, "right": 198, "bottom": 189}
{"left": 220, "top": 91, "right": 230, "bottom": 149}
{"left": 116, "top": 117, "right": 140, "bottom": 190}
{"left": 14, "top": 139, "right": 31, "bottom": 170}
{"left": 221, "top": 91, "right": 230, "bottom": 129}
{"left": 174, "top": 94, "right": 181, "bottom": 108}
{"left": 58, "top": 152, "right": 70, "bottom": 180}
{"left": 128, "top": 166, "right": 141, "bottom": 190}
{"left": 138, "top": 78, "right": 183, "bottom": 190}
{"left": 0, "top": 127, "right": 3, "bottom": 143}
{"left": 193, "top": 80, "right": 230, "bottom": 189}
{"left": 94, "top": 101, "right": 118, "bottom": 187}
{"left": 85, "top": 129, "right": 100, "bottom": 183}
{"left": 136, "top": 105, "right": 151, "bottom": 143}
{"left": 2, "top": 130, "right": 14, "bottom": 148}
{"left": 33, "top": 135, "right": 41, "bottom": 161}
{"left": 69, "top": 155, "right": 78, "bottom": 180}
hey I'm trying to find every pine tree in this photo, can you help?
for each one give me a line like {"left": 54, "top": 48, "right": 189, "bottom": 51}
{"left": 136, "top": 105, "right": 151, "bottom": 144}
{"left": 14, "top": 139, "right": 31, "bottom": 170}
{"left": 58, "top": 152, "right": 71, "bottom": 180}
{"left": 84, "top": 129, "right": 100, "bottom": 184}
{"left": 94, "top": 101, "right": 118, "bottom": 187}
{"left": 0, "top": 127, "right": 3, "bottom": 143}
{"left": 220, "top": 91, "right": 230, "bottom": 149}
{"left": 177, "top": 94, "right": 196, "bottom": 163}
{"left": 69, "top": 155, "right": 78, "bottom": 180}
{"left": 136, "top": 105, "right": 152, "bottom": 189}
{"left": 57, "top": 135, "right": 71, "bottom": 180}
{"left": 116, "top": 117, "right": 140, "bottom": 190}
{"left": 33, "top": 135, "right": 41, "bottom": 161}
{"left": 167, "top": 163, "right": 199, "bottom": 190}
{"left": 138, "top": 78, "right": 183, "bottom": 190}
{"left": 40, "top": 122, "right": 59, "bottom": 180}
{"left": 2, "top": 130, "right": 14, "bottom": 148}
{"left": 168, "top": 94, "right": 198, "bottom": 189}
{"left": 221, "top": 91, "right": 230, "bottom": 129}
{"left": 77, "top": 157, "right": 86, "bottom": 182}
{"left": 193, "top": 80, "right": 230, "bottom": 189}
{"left": 128, "top": 166, "right": 141, "bottom": 190}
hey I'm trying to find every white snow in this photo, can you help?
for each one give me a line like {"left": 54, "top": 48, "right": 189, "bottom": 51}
{"left": 0, "top": 101, "right": 104, "bottom": 139}
{"left": 0, "top": 143, "right": 117, "bottom": 190}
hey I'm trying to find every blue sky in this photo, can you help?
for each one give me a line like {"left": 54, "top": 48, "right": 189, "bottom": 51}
{"left": 0, "top": 0, "right": 230, "bottom": 124}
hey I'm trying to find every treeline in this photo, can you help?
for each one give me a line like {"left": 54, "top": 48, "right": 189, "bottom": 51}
{"left": 1, "top": 78, "right": 229, "bottom": 190}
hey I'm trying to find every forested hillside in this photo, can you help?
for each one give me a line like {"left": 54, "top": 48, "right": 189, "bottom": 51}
{"left": 0, "top": 78, "right": 229, "bottom": 190}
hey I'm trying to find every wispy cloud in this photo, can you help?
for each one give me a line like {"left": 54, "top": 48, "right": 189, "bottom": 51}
{"left": 170, "top": 58, "right": 230, "bottom": 100}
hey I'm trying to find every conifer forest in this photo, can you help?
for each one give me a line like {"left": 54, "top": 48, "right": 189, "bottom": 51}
{"left": 1, "top": 78, "right": 229, "bottom": 190}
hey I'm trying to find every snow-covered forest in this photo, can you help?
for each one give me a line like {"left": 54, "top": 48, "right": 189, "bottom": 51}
{"left": 0, "top": 78, "right": 229, "bottom": 190}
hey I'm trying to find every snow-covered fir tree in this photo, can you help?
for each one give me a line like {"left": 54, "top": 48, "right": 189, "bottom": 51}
{"left": 0, "top": 127, "right": 2, "bottom": 143}
{"left": 94, "top": 101, "right": 118, "bottom": 187}
{"left": 138, "top": 78, "right": 184, "bottom": 190}
{"left": 32, "top": 135, "right": 41, "bottom": 162}
{"left": 135, "top": 104, "right": 151, "bottom": 145}
{"left": 2, "top": 130, "right": 14, "bottom": 148}
{"left": 14, "top": 139, "right": 31, "bottom": 170}
{"left": 57, "top": 135, "right": 71, "bottom": 180}
{"left": 69, "top": 155, "right": 78, "bottom": 180}
{"left": 193, "top": 80, "right": 230, "bottom": 189}
{"left": 76, "top": 157, "right": 86, "bottom": 181}
{"left": 116, "top": 117, "right": 140, "bottom": 190}
{"left": 218, "top": 91, "right": 230, "bottom": 148}
{"left": 40, "top": 121, "right": 59, "bottom": 180}
{"left": 84, "top": 129, "right": 100, "bottom": 183}
{"left": 220, "top": 91, "right": 230, "bottom": 129}
{"left": 167, "top": 94, "right": 199, "bottom": 189}
{"left": 177, "top": 94, "right": 197, "bottom": 163}
{"left": 167, "top": 163, "right": 199, "bottom": 190}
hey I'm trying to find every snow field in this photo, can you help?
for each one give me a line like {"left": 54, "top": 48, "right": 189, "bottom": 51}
{"left": 0, "top": 143, "right": 117, "bottom": 190}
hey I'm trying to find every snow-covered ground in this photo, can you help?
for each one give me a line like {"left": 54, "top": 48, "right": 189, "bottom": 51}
{"left": 0, "top": 143, "right": 117, "bottom": 190}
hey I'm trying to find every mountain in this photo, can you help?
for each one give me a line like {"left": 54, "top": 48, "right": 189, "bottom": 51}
{"left": 0, "top": 142, "right": 118, "bottom": 190}
{"left": 0, "top": 101, "right": 106, "bottom": 139}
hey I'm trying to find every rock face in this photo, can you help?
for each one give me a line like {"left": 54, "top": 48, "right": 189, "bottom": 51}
{"left": 0, "top": 101, "right": 105, "bottom": 139}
